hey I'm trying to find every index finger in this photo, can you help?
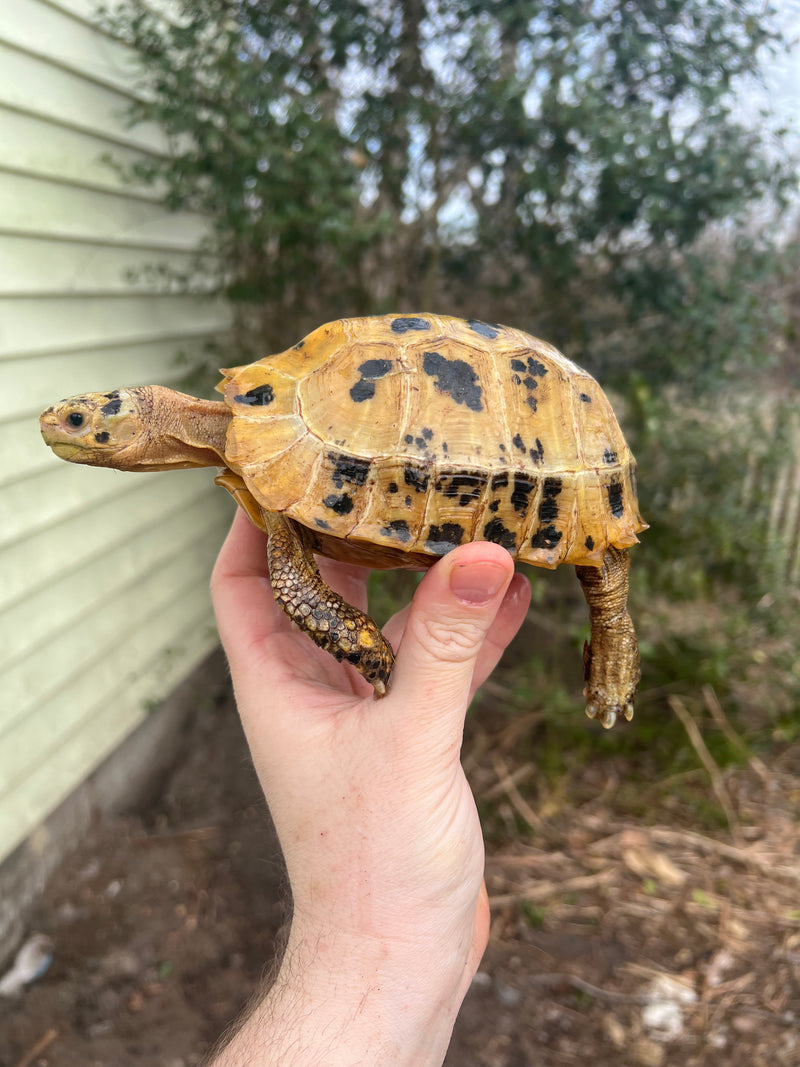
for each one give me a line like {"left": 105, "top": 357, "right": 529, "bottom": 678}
{"left": 210, "top": 508, "right": 284, "bottom": 661}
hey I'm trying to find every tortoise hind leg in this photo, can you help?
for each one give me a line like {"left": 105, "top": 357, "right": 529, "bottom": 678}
{"left": 263, "top": 511, "right": 394, "bottom": 695}
{"left": 575, "top": 546, "right": 640, "bottom": 729}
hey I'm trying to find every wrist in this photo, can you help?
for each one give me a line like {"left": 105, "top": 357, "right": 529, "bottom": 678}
{"left": 277, "top": 919, "right": 476, "bottom": 1064}
{"left": 213, "top": 914, "right": 480, "bottom": 1066}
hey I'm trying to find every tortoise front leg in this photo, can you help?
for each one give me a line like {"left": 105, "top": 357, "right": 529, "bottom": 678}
{"left": 575, "top": 546, "right": 640, "bottom": 729}
{"left": 263, "top": 511, "right": 395, "bottom": 695}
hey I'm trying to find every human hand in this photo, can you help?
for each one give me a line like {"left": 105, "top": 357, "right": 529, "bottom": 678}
{"left": 209, "top": 508, "right": 530, "bottom": 1066}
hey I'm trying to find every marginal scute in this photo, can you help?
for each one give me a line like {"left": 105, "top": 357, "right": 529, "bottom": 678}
{"left": 425, "top": 521, "right": 466, "bottom": 555}
{"left": 238, "top": 429, "right": 322, "bottom": 513}
{"left": 483, "top": 516, "right": 517, "bottom": 551}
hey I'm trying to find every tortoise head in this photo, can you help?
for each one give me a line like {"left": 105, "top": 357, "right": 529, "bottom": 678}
{"left": 40, "top": 385, "right": 232, "bottom": 471}
{"left": 40, "top": 388, "right": 148, "bottom": 468}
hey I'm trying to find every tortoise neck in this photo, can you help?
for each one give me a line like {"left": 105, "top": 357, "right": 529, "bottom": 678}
{"left": 137, "top": 386, "right": 231, "bottom": 470}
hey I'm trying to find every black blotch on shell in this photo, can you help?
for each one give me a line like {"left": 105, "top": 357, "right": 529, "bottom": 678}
{"left": 512, "top": 433, "right": 525, "bottom": 453}
{"left": 350, "top": 380, "right": 376, "bottom": 403}
{"left": 404, "top": 464, "right": 429, "bottom": 493}
{"left": 350, "top": 358, "right": 394, "bottom": 402}
{"left": 531, "top": 524, "right": 563, "bottom": 550}
{"left": 437, "top": 472, "right": 484, "bottom": 507}
{"left": 607, "top": 480, "right": 625, "bottom": 518}
{"left": 580, "top": 392, "right": 592, "bottom": 403}
{"left": 526, "top": 355, "right": 548, "bottom": 378}
{"left": 328, "top": 452, "right": 371, "bottom": 489}
{"left": 323, "top": 492, "right": 354, "bottom": 515}
{"left": 510, "top": 475, "right": 536, "bottom": 517}
{"left": 392, "top": 316, "right": 431, "bottom": 333}
{"left": 488, "top": 499, "right": 500, "bottom": 513}
{"left": 530, "top": 439, "right": 544, "bottom": 464}
{"left": 381, "top": 519, "right": 411, "bottom": 543}
{"left": 538, "top": 477, "right": 562, "bottom": 524}
{"left": 422, "top": 351, "right": 483, "bottom": 412}
{"left": 603, "top": 448, "right": 619, "bottom": 465}
{"left": 315, "top": 518, "right": 331, "bottom": 529}
{"left": 388, "top": 482, "right": 398, "bottom": 494}
{"left": 467, "top": 319, "right": 499, "bottom": 339}
{"left": 234, "top": 384, "right": 275, "bottom": 407}
{"left": 421, "top": 427, "right": 434, "bottom": 440}
{"left": 100, "top": 397, "right": 123, "bottom": 416}
{"left": 425, "top": 522, "right": 465, "bottom": 555}
{"left": 483, "top": 517, "right": 517, "bottom": 551}
{"left": 585, "top": 535, "right": 595, "bottom": 550}
{"left": 358, "top": 358, "right": 393, "bottom": 379}
{"left": 491, "top": 473, "right": 509, "bottom": 490}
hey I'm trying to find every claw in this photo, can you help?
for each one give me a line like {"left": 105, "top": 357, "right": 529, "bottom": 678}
{"left": 585, "top": 701, "right": 631, "bottom": 729}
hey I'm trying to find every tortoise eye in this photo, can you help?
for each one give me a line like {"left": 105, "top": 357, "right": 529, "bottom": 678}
{"left": 66, "top": 412, "right": 84, "bottom": 428}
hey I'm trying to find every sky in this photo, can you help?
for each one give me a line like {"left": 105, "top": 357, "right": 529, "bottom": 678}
{"left": 759, "top": 0, "right": 800, "bottom": 144}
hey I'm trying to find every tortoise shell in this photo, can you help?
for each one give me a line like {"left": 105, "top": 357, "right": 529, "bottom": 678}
{"left": 219, "top": 313, "right": 645, "bottom": 570}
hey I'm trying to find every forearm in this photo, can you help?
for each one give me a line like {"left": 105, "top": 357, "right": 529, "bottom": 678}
{"left": 210, "top": 921, "right": 476, "bottom": 1066}
{"left": 208, "top": 526, "right": 524, "bottom": 1066}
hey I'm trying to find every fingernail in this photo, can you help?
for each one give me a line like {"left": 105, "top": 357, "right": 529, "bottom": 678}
{"left": 450, "top": 562, "right": 509, "bottom": 604}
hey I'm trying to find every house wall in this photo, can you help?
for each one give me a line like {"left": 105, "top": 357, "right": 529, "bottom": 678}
{"left": 0, "top": 0, "right": 233, "bottom": 864}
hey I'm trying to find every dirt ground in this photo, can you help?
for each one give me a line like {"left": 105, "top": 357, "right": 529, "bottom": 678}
{"left": 1, "top": 670, "right": 798, "bottom": 1067}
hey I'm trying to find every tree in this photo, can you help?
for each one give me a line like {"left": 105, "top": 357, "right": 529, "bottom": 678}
{"left": 103, "top": 0, "right": 384, "bottom": 344}
{"left": 345, "top": 0, "right": 793, "bottom": 376}
{"left": 104, "top": 0, "right": 800, "bottom": 733}
{"left": 105, "top": 0, "right": 794, "bottom": 378}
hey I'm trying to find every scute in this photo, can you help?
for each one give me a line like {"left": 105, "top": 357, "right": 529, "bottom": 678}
{"left": 218, "top": 313, "right": 647, "bottom": 570}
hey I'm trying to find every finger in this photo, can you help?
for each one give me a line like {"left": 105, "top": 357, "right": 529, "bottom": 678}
{"left": 317, "top": 556, "right": 371, "bottom": 614}
{"left": 470, "top": 881, "right": 491, "bottom": 972}
{"left": 468, "top": 572, "right": 531, "bottom": 700}
{"left": 382, "top": 571, "right": 530, "bottom": 701}
{"left": 210, "top": 509, "right": 284, "bottom": 666}
{"left": 212, "top": 511, "right": 371, "bottom": 699}
{"left": 388, "top": 542, "right": 515, "bottom": 733}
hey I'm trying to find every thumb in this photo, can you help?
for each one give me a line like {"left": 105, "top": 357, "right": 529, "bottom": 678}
{"left": 388, "top": 542, "right": 515, "bottom": 730}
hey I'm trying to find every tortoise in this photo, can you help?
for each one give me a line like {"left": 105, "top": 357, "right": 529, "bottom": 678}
{"left": 40, "top": 313, "right": 647, "bottom": 728}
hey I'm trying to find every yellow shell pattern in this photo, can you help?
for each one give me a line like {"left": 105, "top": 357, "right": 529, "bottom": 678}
{"left": 219, "top": 314, "right": 646, "bottom": 569}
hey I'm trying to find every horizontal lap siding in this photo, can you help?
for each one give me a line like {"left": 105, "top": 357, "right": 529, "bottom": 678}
{"left": 0, "top": 1, "right": 233, "bottom": 862}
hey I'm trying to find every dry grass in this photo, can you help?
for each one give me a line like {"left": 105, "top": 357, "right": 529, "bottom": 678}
{"left": 453, "top": 688, "right": 800, "bottom": 1065}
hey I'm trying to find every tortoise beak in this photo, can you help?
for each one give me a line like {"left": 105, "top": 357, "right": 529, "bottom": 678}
{"left": 39, "top": 408, "right": 60, "bottom": 442}
{"left": 39, "top": 407, "right": 90, "bottom": 462}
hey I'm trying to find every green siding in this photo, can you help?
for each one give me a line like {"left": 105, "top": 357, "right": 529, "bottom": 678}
{"left": 0, "top": 0, "right": 233, "bottom": 862}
